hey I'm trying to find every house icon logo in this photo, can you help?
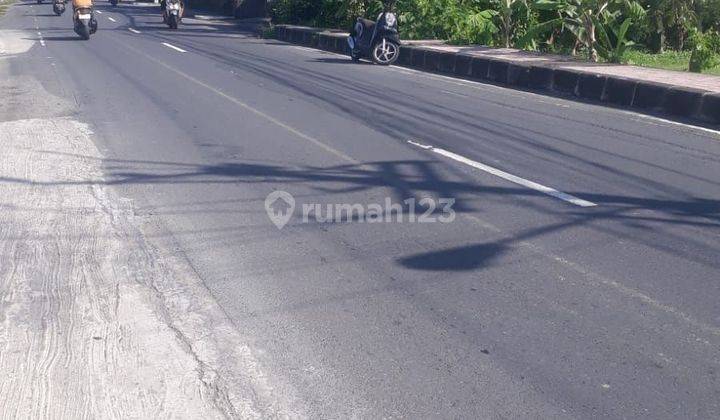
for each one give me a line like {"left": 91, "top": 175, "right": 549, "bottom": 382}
{"left": 265, "top": 190, "right": 295, "bottom": 229}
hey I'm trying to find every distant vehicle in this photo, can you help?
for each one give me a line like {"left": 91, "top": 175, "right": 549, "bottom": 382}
{"left": 110, "top": 0, "right": 118, "bottom": 6}
{"left": 347, "top": 7, "right": 400, "bottom": 65}
{"left": 73, "top": 3, "right": 97, "bottom": 40}
{"left": 163, "top": 0, "right": 182, "bottom": 29}
{"left": 53, "top": 0, "right": 66, "bottom": 16}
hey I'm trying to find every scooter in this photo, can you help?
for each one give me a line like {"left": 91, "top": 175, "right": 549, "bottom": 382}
{"left": 73, "top": 5, "right": 97, "bottom": 39}
{"left": 163, "top": 0, "right": 182, "bottom": 29}
{"left": 347, "top": 6, "right": 400, "bottom": 65}
{"left": 53, "top": 0, "right": 66, "bottom": 16}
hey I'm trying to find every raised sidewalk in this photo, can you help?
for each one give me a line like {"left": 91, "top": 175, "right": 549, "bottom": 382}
{"left": 273, "top": 25, "right": 720, "bottom": 126}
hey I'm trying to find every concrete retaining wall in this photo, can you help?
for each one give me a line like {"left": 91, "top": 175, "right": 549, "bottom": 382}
{"left": 274, "top": 25, "right": 720, "bottom": 126}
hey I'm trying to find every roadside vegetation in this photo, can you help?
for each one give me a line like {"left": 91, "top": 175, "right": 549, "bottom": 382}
{"left": 0, "top": 0, "right": 16, "bottom": 17}
{"left": 269, "top": 0, "right": 720, "bottom": 74}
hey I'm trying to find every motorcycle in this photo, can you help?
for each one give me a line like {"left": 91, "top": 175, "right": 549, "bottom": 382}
{"left": 163, "top": 0, "right": 182, "bottom": 29}
{"left": 73, "top": 5, "right": 97, "bottom": 40}
{"left": 347, "top": 6, "right": 400, "bottom": 65}
{"left": 53, "top": 0, "right": 66, "bottom": 16}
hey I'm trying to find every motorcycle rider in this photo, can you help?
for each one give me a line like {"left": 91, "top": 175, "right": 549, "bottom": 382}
{"left": 160, "top": 0, "right": 184, "bottom": 22}
{"left": 72, "top": 0, "right": 97, "bottom": 33}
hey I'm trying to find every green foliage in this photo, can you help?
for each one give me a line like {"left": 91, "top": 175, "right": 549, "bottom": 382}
{"left": 270, "top": 0, "right": 320, "bottom": 25}
{"left": 0, "top": 0, "right": 17, "bottom": 17}
{"left": 397, "top": 0, "right": 498, "bottom": 44}
{"left": 449, "top": 10, "right": 499, "bottom": 44}
{"left": 494, "top": 0, "right": 530, "bottom": 47}
{"left": 689, "top": 30, "right": 720, "bottom": 72}
{"left": 625, "top": 48, "right": 720, "bottom": 73}
{"left": 267, "top": 0, "right": 720, "bottom": 72}
{"left": 596, "top": 17, "right": 635, "bottom": 62}
{"left": 261, "top": 25, "right": 277, "bottom": 38}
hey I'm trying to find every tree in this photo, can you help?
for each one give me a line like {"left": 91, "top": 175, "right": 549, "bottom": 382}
{"left": 534, "top": 0, "right": 612, "bottom": 61}
{"left": 495, "top": 0, "right": 529, "bottom": 47}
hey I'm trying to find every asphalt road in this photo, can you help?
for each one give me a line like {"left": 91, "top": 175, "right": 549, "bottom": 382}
{"left": 2, "top": 1, "right": 720, "bottom": 417}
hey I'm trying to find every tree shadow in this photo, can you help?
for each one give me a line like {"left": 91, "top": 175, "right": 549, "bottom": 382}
{"left": 309, "top": 57, "right": 368, "bottom": 65}
{"left": 399, "top": 243, "right": 507, "bottom": 271}
{"left": 42, "top": 35, "right": 81, "bottom": 41}
{"left": 2, "top": 149, "right": 719, "bottom": 271}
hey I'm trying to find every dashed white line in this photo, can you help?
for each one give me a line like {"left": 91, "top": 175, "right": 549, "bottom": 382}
{"left": 95, "top": 10, "right": 102, "bottom": 14}
{"left": 407, "top": 139, "right": 597, "bottom": 207}
{"left": 107, "top": 17, "right": 116, "bottom": 22}
{"left": 128, "top": 28, "right": 141, "bottom": 34}
{"left": 37, "top": 31, "right": 45, "bottom": 47}
{"left": 161, "top": 42, "right": 187, "bottom": 53}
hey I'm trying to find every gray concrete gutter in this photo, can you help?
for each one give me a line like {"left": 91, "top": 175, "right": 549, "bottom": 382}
{"left": 273, "top": 25, "right": 720, "bottom": 126}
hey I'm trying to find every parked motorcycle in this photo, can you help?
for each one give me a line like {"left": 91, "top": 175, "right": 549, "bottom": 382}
{"left": 163, "top": 0, "right": 182, "bottom": 29}
{"left": 347, "top": 6, "right": 400, "bottom": 65}
{"left": 73, "top": 5, "right": 97, "bottom": 40}
{"left": 53, "top": 0, "right": 66, "bottom": 16}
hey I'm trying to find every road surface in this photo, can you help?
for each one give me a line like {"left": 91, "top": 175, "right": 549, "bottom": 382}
{"left": 1, "top": 1, "right": 719, "bottom": 418}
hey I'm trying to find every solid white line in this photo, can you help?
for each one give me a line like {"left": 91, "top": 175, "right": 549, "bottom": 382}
{"left": 441, "top": 90, "right": 468, "bottom": 98}
{"left": 293, "top": 46, "right": 333, "bottom": 54}
{"left": 407, "top": 140, "right": 597, "bottom": 207}
{"left": 107, "top": 16, "right": 116, "bottom": 22}
{"left": 161, "top": 42, "right": 187, "bottom": 53}
{"left": 276, "top": 41, "right": 720, "bottom": 137}
{"left": 393, "top": 65, "right": 720, "bottom": 137}
{"left": 128, "top": 28, "right": 141, "bottom": 34}
{"left": 276, "top": 43, "right": 719, "bottom": 137}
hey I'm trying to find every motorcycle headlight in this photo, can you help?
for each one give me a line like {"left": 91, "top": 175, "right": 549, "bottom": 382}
{"left": 385, "top": 13, "right": 397, "bottom": 28}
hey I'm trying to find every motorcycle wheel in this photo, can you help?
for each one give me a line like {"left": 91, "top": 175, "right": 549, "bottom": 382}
{"left": 168, "top": 14, "right": 178, "bottom": 29}
{"left": 77, "top": 24, "right": 90, "bottom": 40}
{"left": 371, "top": 39, "right": 399, "bottom": 65}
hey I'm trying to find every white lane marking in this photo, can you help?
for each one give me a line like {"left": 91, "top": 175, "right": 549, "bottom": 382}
{"left": 622, "top": 111, "right": 720, "bottom": 137}
{"left": 462, "top": 213, "right": 720, "bottom": 339}
{"left": 107, "top": 17, "right": 116, "bottom": 22}
{"left": 128, "top": 28, "right": 141, "bottom": 34}
{"left": 407, "top": 139, "right": 597, "bottom": 207}
{"left": 294, "top": 46, "right": 329, "bottom": 54}
{"left": 277, "top": 42, "right": 719, "bottom": 137}
{"left": 37, "top": 31, "right": 45, "bottom": 47}
{"left": 95, "top": 10, "right": 102, "bottom": 14}
{"left": 113, "top": 40, "right": 355, "bottom": 162}
{"left": 161, "top": 42, "right": 187, "bottom": 53}
{"left": 441, "top": 90, "right": 468, "bottom": 98}
{"left": 393, "top": 65, "right": 720, "bottom": 137}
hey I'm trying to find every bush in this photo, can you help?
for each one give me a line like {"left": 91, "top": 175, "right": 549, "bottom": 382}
{"left": 689, "top": 31, "right": 720, "bottom": 73}
{"left": 261, "top": 25, "right": 276, "bottom": 38}
{"left": 270, "top": 0, "right": 322, "bottom": 25}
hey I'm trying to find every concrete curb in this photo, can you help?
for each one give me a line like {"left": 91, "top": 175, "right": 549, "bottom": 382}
{"left": 273, "top": 25, "right": 720, "bottom": 126}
